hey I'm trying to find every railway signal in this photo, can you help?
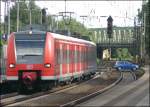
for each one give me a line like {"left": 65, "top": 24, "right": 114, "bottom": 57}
{"left": 42, "top": 8, "right": 47, "bottom": 24}
{"left": 107, "top": 16, "right": 113, "bottom": 38}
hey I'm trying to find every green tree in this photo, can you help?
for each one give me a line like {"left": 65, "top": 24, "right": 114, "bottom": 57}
{"left": 5, "top": 1, "right": 41, "bottom": 32}
{"left": 138, "top": 1, "right": 150, "bottom": 57}
{"left": 54, "top": 18, "right": 93, "bottom": 41}
{"left": 145, "top": 1, "right": 150, "bottom": 57}
{"left": 5, "top": 1, "right": 93, "bottom": 41}
{"left": 57, "top": 18, "right": 89, "bottom": 36}
{"left": 116, "top": 48, "right": 133, "bottom": 60}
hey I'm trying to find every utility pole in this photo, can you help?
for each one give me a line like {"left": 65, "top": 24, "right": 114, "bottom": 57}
{"left": 58, "top": 0, "right": 74, "bottom": 36}
{"left": 141, "top": 0, "right": 147, "bottom": 61}
{"left": 29, "top": 0, "right": 32, "bottom": 26}
{"left": 56, "top": 15, "right": 59, "bottom": 30}
{"left": 50, "top": 14, "right": 59, "bottom": 32}
{"left": 40, "top": 10, "right": 42, "bottom": 25}
{"left": 142, "top": 12, "right": 146, "bottom": 60}
{"left": 80, "top": 15, "right": 87, "bottom": 26}
{"left": 4, "top": 1, "right": 6, "bottom": 33}
{"left": 0, "top": 0, "right": 1, "bottom": 34}
{"left": 134, "top": 17, "right": 138, "bottom": 56}
{"left": 7, "top": 0, "right": 10, "bottom": 35}
{"left": 0, "top": 0, "right": 2, "bottom": 45}
{"left": 51, "top": 15, "right": 56, "bottom": 32}
{"left": 17, "top": 0, "right": 20, "bottom": 32}
{"left": 80, "top": 15, "right": 87, "bottom": 38}
{"left": 59, "top": 11, "right": 74, "bottom": 36}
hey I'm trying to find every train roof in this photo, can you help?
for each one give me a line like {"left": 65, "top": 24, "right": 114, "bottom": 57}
{"left": 51, "top": 32, "right": 96, "bottom": 46}
{"left": 14, "top": 30, "right": 46, "bottom": 35}
{"left": 12, "top": 30, "right": 96, "bottom": 46}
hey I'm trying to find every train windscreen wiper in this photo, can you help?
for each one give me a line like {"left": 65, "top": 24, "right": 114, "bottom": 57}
{"left": 22, "top": 54, "right": 41, "bottom": 58}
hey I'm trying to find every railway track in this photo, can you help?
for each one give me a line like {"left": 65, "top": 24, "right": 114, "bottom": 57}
{"left": 1, "top": 68, "right": 137, "bottom": 107}
{"left": 1, "top": 70, "right": 121, "bottom": 106}
{"left": 0, "top": 68, "right": 103, "bottom": 99}
{"left": 76, "top": 71, "right": 138, "bottom": 107}
{"left": 0, "top": 73, "right": 99, "bottom": 106}
{"left": 1, "top": 92, "right": 18, "bottom": 99}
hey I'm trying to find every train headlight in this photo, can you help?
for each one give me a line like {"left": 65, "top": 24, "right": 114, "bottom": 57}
{"left": 9, "top": 64, "right": 15, "bottom": 68}
{"left": 29, "top": 30, "right": 32, "bottom": 35}
{"left": 44, "top": 64, "right": 51, "bottom": 68}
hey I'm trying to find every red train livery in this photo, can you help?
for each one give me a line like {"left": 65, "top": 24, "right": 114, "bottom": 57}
{"left": 6, "top": 30, "right": 97, "bottom": 91}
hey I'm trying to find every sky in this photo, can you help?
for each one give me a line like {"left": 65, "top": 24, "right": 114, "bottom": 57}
{"left": 0, "top": 0, "right": 143, "bottom": 28}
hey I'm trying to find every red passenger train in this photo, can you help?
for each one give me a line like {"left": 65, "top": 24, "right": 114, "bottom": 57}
{"left": 6, "top": 30, "right": 97, "bottom": 91}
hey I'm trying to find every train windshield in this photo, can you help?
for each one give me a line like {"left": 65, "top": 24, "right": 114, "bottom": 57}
{"left": 15, "top": 33, "right": 46, "bottom": 64}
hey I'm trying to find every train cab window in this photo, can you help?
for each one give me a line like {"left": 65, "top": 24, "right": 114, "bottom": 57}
{"left": 14, "top": 32, "right": 46, "bottom": 64}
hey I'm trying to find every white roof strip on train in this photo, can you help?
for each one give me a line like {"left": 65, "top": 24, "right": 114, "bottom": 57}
{"left": 51, "top": 33, "right": 96, "bottom": 46}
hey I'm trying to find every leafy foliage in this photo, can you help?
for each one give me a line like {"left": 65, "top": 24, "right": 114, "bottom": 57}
{"left": 3, "top": 1, "right": 93, "bottom": 41}
{"left": 5, "top": 1, "right": 42, "bottom": 32}
{"left": 57, "top": 18, "right": 90, "bottom": 37}
{"left": 116, "top": 48, "right": 133, "bottom": 60}
{"left": 138, "top": 1, "right": 150, "bottom": 57}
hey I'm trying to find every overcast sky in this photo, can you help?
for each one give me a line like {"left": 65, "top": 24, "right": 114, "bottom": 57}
{"left": 0, "top": 0, "right": 143, "bottom": 28}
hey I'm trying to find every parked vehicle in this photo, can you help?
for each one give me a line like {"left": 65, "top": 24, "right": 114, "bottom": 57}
{"left": 114, "top": 61, "right": 139, "bottom": 71}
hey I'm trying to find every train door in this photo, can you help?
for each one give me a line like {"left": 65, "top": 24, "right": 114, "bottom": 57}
{"left": 72, "top": 45, "right": 75, "bottom": 76}
{"left": 83, "top": 46, "right": 86, "bottom": 73}
{"left": 69, "top": 44, "right": 73, "bottom": 76}
{"left": 81, "top": 46, "right": 83, "bottom": 73}
{"left": 74, "top": 45, "right": 77, "bottom": 76}
{"left": 87, "top": 48, "right": 91, "bottom": 69}
{"left": 85, "top": 46, "right": 88, "bottom": 71}
{"left": 55, "top": 40, "right": 60, "bottom": 79}
{"left": 59, "top": 43, "right": 63, "bottom": 80}
{"left": 79, "top": 46, "right": 81, "bottom": 74}
{"left": 77, "top": 45, "right": 80, "bottom": 74}
{"left": 66, "top": 44, "right": 70, "bottom": 77}
{"left": 62, "top": 43, "right": 67, "bottom": 78}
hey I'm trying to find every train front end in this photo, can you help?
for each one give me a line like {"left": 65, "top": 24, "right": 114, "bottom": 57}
{"left": 6, "top": 30, "right": 53, "bottom": 91}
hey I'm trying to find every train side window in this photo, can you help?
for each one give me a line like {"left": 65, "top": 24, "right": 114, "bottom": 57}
{"left": 65, "top": 48, "right": 68, "bottom": 64}
{"left": 81, "top": 47, "right": 82, "bottom": 62}
{"left": 84, "top": 48, "right": 86, "bottom": 62}
{"left": 82, "top": 47, "right": 83, "bottom": 62}
{"left": 77, "top": 46, "right": 79, "bottom": 63}
{"left": 79, "top": 46, "right": 81, "bottom": 63}
{"left": 72, "top": 46, "right": 75, "bottom": 63}
{"left": 60, "top": 44, "right": 63, "bottom": 64}
{"left": 77, "top": 50, "right": 79, "bottom": 63}
{"left": 62, "top": 44, "right": 66, "bottom": 64}
{"left": 75, "top": 45, "right": 78, "bottom": 63}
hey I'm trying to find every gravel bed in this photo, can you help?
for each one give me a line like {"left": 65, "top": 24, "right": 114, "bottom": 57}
{"left": 134, "top": 69, "right": 145, "bottom": 79}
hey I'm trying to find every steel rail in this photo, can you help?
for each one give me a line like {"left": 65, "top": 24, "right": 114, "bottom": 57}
{"left": 60, "top": 71, "right": 123, "bottom": 107}
{"left": 1, "top": 73, "right": 99, "bottom": 106}
{"left": 1, "top": 92, "right": 18, "bottom": 99}
{"left": 60, "top": 71, "right": 138, "bottom": 107}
